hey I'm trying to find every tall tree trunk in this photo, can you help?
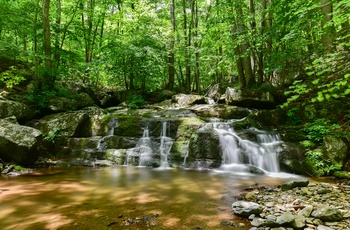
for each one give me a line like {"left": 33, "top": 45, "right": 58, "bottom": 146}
{"left": 33, "top": 0, "right": 40, "bottom": 85}
{"left": 43, "top": 0, "right": 53, "bottom": 89}
{"left": 182, "top": 0, "right": 191, "bottom": 92}
{"left": 320, "top": 0, "right": 334, "bottom": 53}
{"left": 54, "top": 0, "right": 61, "bottom": 73}
{"left": 193, "top": 0, "right": 200, "bottom": 94}
{"left": 166, "top": 0, "right": 175, "bottom": 90}
{"left": 257, "top": 0, "right": 267, "bottom": 85}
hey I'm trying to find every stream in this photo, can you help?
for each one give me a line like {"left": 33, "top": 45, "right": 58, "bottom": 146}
{"left": 0, "top": 166, "right": 298, "bottom": 230}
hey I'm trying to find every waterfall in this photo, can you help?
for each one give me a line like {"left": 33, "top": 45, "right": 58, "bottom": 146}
{"left": 159, "top": 121, "right": 173, "bottom": 168}
{"left": 108, "top": 118, "right": 118, "bottom": 136}
{"left": 124, "top": 126, "right": 153, "bottom": 166}
{"left": 214, "top": 122, "right": 282, "bottom": 173}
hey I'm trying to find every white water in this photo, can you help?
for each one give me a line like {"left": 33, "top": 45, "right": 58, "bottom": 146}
{"left": 214, "top": 122, "right": 282, "bottom": 173}
{"left": 159, "top": 121, "right": 174, "bottom": 169}
{"left": 124, "top": 126, "right": 153, "bottom": 166}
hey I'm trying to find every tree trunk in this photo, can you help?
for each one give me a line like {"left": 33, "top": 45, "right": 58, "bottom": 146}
{"left": 43, "top": 0, "right": 53, "bottom": 89}
{"left": 257, "top": 0, "right": 267, "bottom": 85}
{"left": 193, "top": 0, "right": 200, "bottom": 94}
{"left": 320, "top": 0, "right": 334, "bottom": 53}
{"left": 182, "top": 0, "right": 191, "bottom": 92}
{"left": 166, "top": 0, "right": 175, "bottom": 90}
{"left": 54, "top": 0, "right": 61, "bottom": 73}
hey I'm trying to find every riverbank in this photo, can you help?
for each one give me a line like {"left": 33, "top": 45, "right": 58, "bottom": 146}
{"left": 233, "top": 179, "right": 350, "bottom": 229}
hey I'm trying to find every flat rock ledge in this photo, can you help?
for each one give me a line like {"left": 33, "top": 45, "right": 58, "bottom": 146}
{"left": 232, "top": 179, "right": 350, "bottom": 230}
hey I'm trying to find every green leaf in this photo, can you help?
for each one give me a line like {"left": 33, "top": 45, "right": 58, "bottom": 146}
{"left": 312, "top": 79, "right": 319, "bottom": 85}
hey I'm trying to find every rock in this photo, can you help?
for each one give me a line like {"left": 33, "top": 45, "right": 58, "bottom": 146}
{"left": 317, "top": 225, "right": 333, "bottom": 230}
{"left": 276, "top": 211, "right": 295, "bottom": 225}
{"left": 251, "top": 217, "right": 266, "bottom": 227}
{"left": 225, "top": 87, "right": 275, "bottom": 109}
{"left": 299, "top": 205, "right": 314, "bottom": 217}
{"left": 1, "top": 165, "right": 14, "bottom": 174}
{"left": 281, "top": 179, "right": 309, "bottom": 191}
{"left": 0, "top": 99, "right": 33, "bottom": 121}
{"left": 232, "top": 201, "right": 263, "bottom": 217}
{"left": 0, "top": 119, "right": 42, "bottom": 165}
{"left": 75, "top": 92, "right": 95, "bottom": 108}
{"left": 292, "top": 214, "right": 306, "bottom": 229}
{"left": 333, "top": 171, "right": 350, "bottom": 179}
{"left": 28, "top": 110, "right": 92, "bottom": 137}
{"left": 205, "top": 84, "right": 226, "bottom": 102}
{"left": 171, "top": 94, "right": 207, "bottom": 107}
{"left": 323, "top": 135, "right": 348, "bottom": 168}
{"left": 311, "top": 206, "right": 343, "bottom": 221}
{"left": 48, "top": 96, "right": 78, "bottom": 112}
{"left": 190, "top": 104, "right": 250, "bottom": 119}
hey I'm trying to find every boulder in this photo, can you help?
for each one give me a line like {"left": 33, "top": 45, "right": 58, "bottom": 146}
{"left": 225, "top": 87, "right": 276, "bottom": 109}
{"left": 28, "top": 110, "right": 92, "bottom": 137}
{"left": 75, "top": 92, "right": 95, "bottom": 108}
{"left": 0, "top": 99, "right": 33, "bottom": 121}
{"left": 323, "top": 135, "right": 348, "bottom": 168}
{"left": 48, "top": 96, "right": 77, "bottom": 112}
{"left": 205, "top": 83, "right": 226, "bottom": 102}
{"left": 0, "top": 119, "right": 42, "bottom": 165}
{"left": 333, "top": 171, "right": 350, "bottom": 179}
{"left": 311, "top": 206, "right": 343, "bottom": 221}
{"left": 171, "top": 94, "right": 207, "bottom": 107}
{"left": 281, "top": 179, "right": 309, "bottom": 191}
{"left": 232, "top": 201, "right": 263, "bottom": 217}
{"left": 189, "top": 104, "right": 250, "bottom": 119}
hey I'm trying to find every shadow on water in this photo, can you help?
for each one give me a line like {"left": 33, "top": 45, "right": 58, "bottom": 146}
{"left": 0, "top": 166, "right": 297, "bottom": 230}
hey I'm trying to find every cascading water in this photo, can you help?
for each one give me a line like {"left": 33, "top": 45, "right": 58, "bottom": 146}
{"left": 125, "top": 126, "right": 153, "bottom": 166}
{"left": 159, "top": 121, "right": 174, "bottom": 168}
{"left": 214, "top": 121, "right": 282, "bottom": 173}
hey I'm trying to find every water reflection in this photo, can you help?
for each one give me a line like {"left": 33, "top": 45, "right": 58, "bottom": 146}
{"left": 0, "top": 167, "right": 298, "bottom": 230}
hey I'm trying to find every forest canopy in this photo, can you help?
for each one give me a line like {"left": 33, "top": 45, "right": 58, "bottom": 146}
{"left": 0, "top": 0, "right": 349, "bottom": 98}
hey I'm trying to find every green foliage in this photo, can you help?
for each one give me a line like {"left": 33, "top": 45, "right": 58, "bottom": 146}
{"left": 27, "top": 85, "right": 78, "bottom": 111}
{"left": 13, "top": 165, "right": 25, "bottom": 171}
{"left": 0, "top": 66, "right": 25, "bottom": 89}
{"left": 300, "top": 140, "right": 315, "bottom": 149}
{"left": 43, "top": 127, "right": 62, "bottom": 143}
{"left": 127, "top": 95, "right": 146, "bottom": 109}
{"left": 302, "top": 118, "right": 341, "bottom": 142}
{"left": 286, "top": 107, "right": 302, "bottom": 125}
{"left": 305, "top": 149, "right": 342, "bottom": 176}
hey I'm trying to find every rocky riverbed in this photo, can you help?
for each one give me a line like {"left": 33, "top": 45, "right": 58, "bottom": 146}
{"left": 232, "top": 179, "right": 350, "bottom": 230}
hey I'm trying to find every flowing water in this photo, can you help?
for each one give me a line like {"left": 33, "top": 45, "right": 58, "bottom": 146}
{"left": 0, "top": 166, "right": 298, "bottom": 230}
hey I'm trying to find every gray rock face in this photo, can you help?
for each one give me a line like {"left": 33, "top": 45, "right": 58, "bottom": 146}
{"left": 171, "top": 94, "right": 207, "bottom": 107}
{"left": 276, "top": 211, "right": 295, "bottom": 225}
{"left": 0, "top": 119, "right": 42, "bottom": 165}
{"left": 323, "top": 135, "right": 348, "bottom": 168}
{"left": 311, "top": 206, "right": 343, "bottom": 221}
{"left": 232, "top": 201, "right": 263, "bottom": 217}
{"left": 225, "top": 87, "right": 275, "bottom": 109}
{"left": 281, "top": 179, "right": 309, "bottom": 191}
{"left": 189, "top": 104, "right": 250, "bottom": 119}
{"left": 0, "top": 99, "right": 33, "bottom": 120}
{"left": 28, "top": 110, "right": 92, "bottom": 137}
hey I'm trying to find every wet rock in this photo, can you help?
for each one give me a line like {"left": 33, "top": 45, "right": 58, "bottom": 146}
{"left": 281, "top": 179, "right": 309, "bottom": 191}
{"left": 171, "top": 94, "right": 207, "bottom": 107}
{"left": 232, "top": 201, "right": 263, "bottom": 217}
{"left": 0, "top": 119, "right": 42, "bottom": 165}
{"left": 333, "top": 171, "right": 350, "bottom": 179}
{"left": 225, "top": 87, "right": 275, "bottom": 109}
{"left": 311, "top": 206, "right": 343, "bottom": 221}
{"left": 1, "top": 165, "right": 14, "bottom": 174}
{"left": 292, "top": 214, "right": 306, "bottom": 229}
{"left": 0, "top": 99, "right": 33, "bottom": 121}
{"left": 298, "top": 205, "right": 314, "bottom": 217}
{"left": 276, "top": 211, "right": 295, "bottom": 225}
{"left": 317, "top": 225, "right": 333, "bottom": 230}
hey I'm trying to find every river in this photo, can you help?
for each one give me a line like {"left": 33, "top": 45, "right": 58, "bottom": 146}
{"left": 0, "top": 166, "right": 298, "bottom": 230}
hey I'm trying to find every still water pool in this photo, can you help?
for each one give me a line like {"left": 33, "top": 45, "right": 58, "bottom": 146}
{"left": 0, "top": 166, "right": 297, "bottom": 230}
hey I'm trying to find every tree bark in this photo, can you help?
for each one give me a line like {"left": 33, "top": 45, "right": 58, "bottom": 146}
{"left": 320, "top": 0, "right": 334, "bottom": 53}
{"left": 43, "top": 0, "right": 53, "bottom": 88}
{"left": 166, "top": 0, "right": 175, "bottom": 90}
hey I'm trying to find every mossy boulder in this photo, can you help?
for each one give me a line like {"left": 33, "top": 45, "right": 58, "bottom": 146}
{"left": 225, "top": 87, "right": 276, "bottom": 109}
{"left": 0, "top": 99, "right": 33, "bottom": 121}
{"left": 171, "top": 94, "right": 207, "bottom": 107}
{"left": 0, "top": 119, "right": 42, "bottom": 165}
{"left": 323, "top": 135, "right": 348, "bottom": 168}
{"left": 190, "top": 104, "right": 250, "bottom": 119}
